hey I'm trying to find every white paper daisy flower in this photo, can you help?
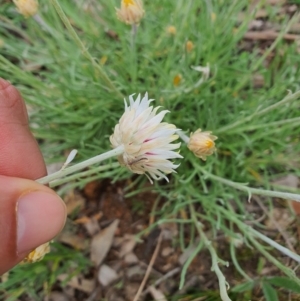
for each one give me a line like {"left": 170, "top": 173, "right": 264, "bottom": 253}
{"left": 110, "top": 93, "right": 182, "bottom": 183}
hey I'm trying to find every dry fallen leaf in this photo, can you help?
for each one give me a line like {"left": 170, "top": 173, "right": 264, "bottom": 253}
{"left": 64, "top": 190, "right": 85, "bottom": 215}
{"left": 265, "top": 208, "right": 295, "bottom": 230}
{"left": 74, "top": 213, "right": 102, "bottom": 236}
{"left": 119, "top": 235, "right": 137, "bottom": 258}
{"left": 160, "top": 222, "right": 178, "bottom": 240}
{"left": 90, "top": 219, "right": 119, "bottom": 265}
{"left": 84, "top": 218, "right": 101, "bottom": 236}
{"left": 98, "top": 264, "right": 118, "bottom": 286}
{"left": 272, "top": 174, "right": 299, "bottom": 187}
{"left": 57, "top": 230, "right": 87, "bottom": 250}
{"left": 148, "top": 286, "right": 168, "bottom": 301}
{"left": 125, "top": 282, "right": 140, "bottom": 300}
{"left": 272, "top": 174, "right": 300, "bottom": 215}
{"left": 161, "top": 247, "right": 174, "bottom": 257}
{"left": 124, "top": 252, "right": 139, "bottom": 265}
{"left": 126, "top": 265, "right": 146, "bottom": 279}
{"left": 47, "top": 291, "right": 70, "bottom": 301}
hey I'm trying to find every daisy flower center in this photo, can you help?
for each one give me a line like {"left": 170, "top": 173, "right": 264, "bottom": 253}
{"left": 123, "top": 0, "right": 134, "bottom": 6}
{"left": 205, "top": 139, "right": 214, "bottom": 148}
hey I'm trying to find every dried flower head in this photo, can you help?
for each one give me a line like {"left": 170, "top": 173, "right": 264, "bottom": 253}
{"left": 188, "top": 129, "right": 217, "bottom": 161}
{"left": 22, "top": 242, "right": 50, "bottom": 263}
{"left": 166, "top": 25, "right": 176, "bottom": 35}
{"left": 13, "top": 0, "right": 38, "bottom": 18}
{"left": 110, "top": 93, "right": 182, "bottom": 183}
{"left": 116, "top": 0, "right": 145, "bottom": 25}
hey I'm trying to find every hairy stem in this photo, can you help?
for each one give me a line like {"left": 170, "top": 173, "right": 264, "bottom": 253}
{"left": 37, "top": 146, "right": 124, "bottom": 185}
{"left": 189, "top": 204, "right": 232, "bottom": 301}
{"left": 197, "top": 165, "right": 300, "bottom": 202}
{"left": 220, "top": 205, "right": 300, "bottom": 286}
{"left": 49, "top": 162, "right": 120, "bottom": 188}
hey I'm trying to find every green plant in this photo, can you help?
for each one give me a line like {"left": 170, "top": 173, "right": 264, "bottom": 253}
{"left": 1, "top": 0, "right": 300, "bottom": 300}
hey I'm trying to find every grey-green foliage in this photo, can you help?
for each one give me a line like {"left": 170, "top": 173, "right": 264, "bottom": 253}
{"left": 1, "top": 0, "right": 300, "bottom": 300}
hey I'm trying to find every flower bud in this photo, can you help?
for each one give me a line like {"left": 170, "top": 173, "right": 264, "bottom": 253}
{"left": 166, "top": 26, "right": 176, "bottom": 35}
{"left": 188, "top": 129, "right": 217, "bottom": 161}
{"left": 186, "top": 40, "right": 194, "bottom": 52}
{"left": 116, "top": 0, "right": 145, "bottom": 25}
{"left": 13, "top": 0, "right": 38, "bottom": 18}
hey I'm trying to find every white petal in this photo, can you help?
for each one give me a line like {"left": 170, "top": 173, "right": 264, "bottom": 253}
{"left": 110, "top": 93, "right": 182, "bottom": 183}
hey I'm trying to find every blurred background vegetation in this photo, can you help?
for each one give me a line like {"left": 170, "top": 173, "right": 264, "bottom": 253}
{"left": 1, "top": 0, "right": 300, "bottom": 300}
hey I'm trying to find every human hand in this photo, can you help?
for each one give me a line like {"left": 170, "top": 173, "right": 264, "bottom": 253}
{"left": 0, "top": 78, "right": 66, "bottom": 275}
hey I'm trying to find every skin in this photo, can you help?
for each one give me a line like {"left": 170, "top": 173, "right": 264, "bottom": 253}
{"left": 0, "top": 78, "right": 66, "bottom": 275}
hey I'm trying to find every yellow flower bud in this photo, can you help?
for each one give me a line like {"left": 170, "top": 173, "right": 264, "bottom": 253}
{"left": 13, "top": 0, "right": 38, "bottom": 18}
{"left": 186, "top": 40, "right": 194, "bottom": 52}
{"left": 173, "top": 74, "right": 182, "bottom": 86}
{"left": 188, "top": 129, "right": 217, "bottom": 161}
{"left": 116, "top": 0, "right": 145, "bottom": 25}
{"left": 166, "top": 26, "right": 176, "bottom": 35}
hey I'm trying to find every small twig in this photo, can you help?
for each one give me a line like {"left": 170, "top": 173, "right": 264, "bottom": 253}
{"left": 244, "top": 213, "right": 266, "bottom": 225}
{"left": 253, "top": 196, "right": 296, "bottom": 253}
{"left": 244, "top": 30, "right": 299, "bottom": 41}
{"left": 142, "top": 267, "right": 181, "bottom": 297}
{"left": 133, "top": 232, "right": 163, "bottom": 301}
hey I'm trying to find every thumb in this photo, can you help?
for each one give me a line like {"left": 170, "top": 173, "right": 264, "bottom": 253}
{"left": 0, "top": 175, "right": 66, "bottom": 275}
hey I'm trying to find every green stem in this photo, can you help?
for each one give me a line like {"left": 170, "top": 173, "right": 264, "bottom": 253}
{"left": 217, "top": 90, "right": 300, "bottom": 134}
{"left": 33, "top": 14, "right": 57, "bottom": 36}
{"left": 37, "top": 145, "right": 124, "bottom": 185}
{"left": 229, "top": 242, "right": 252, "bottom": 282}
{"left": 250, "top": 228, "right": 300, "bottom": 264}
{"left": 247, "top": 234, "right": 300, "bottom": 285}
{"left": 130, "top": 24, "right": 138, "bottom": 87}
{"left": 49, "top": 0, "right": 123, "bottom": 98}
{"left": 197, "top": 165, "right": 300, "bottom": 202}
{"left": 220, "top": 206, "right": 300, "bottom": 285}
{"left": 49, "top": 162, "right": 120, "bottom": 188}
{"left": 179, "top": 238, "right": 204, "bottom": 289}
{"left": 189, "top": 204, "right": 232, "bottom": 301}
{"left": 178, "top": 131, "right": 190, "bottom": 143}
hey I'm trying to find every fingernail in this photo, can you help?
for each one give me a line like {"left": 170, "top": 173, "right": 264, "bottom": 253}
{"left": 17, "top": 191, "right": 66, "bottom": 254}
